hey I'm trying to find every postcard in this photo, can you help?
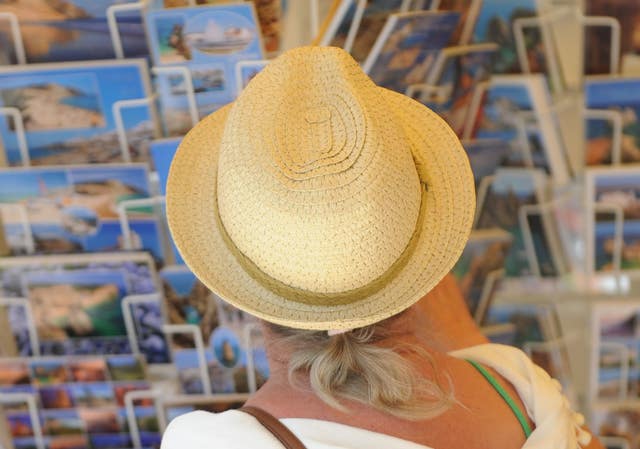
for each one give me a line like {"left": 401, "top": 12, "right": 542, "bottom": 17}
{"left": 68, "top": 357, "right": 108, "bottom": 383}
{"left": 471, "top": 0, "right": 552, "bottom": 75}
{"left": 0, "top": 60, "right": 155, "bottom": 166}
{"left": 6, "top": 411, "right": 33, "bottom": 438}
{"left": 422, "top": 43, "right": 496, "bottom": 136}
{"left": 0, "top": 252, "right": 160, "bottom": 356}
{"left": 0, "top": 164, "right": 163, "bottom": 262}
{"left": 77, "top": 406, "right": 121, "bottom": 434}
{"left": 145, "top": 3, "right": 265, "bottom": 136}
{"left": 150, "top": 138, "right": 182, "bottom": 196}
{"left": 475, "top": 168, "right": 562, "bottom": 277}
{"left": 174, "top": 348, "right": 211, "bottom": 394}
{"left": 585, "top": 77, "right": 640, "bottom": 166}
{"left": 69, "top": 382, "right": 116, "bottom": 408}
{"left": 452, "top": 228, "right": 512, "bottom": 318}
{"left": 48, "top": 434, "right": 90, "bottom": 449}
{"left": 89, "top": 433, "right": 132, "bottom": 449}
{"left": 476, "top": 75, "right": 570, "bottom": 185}
{"left": 484, "top": 302, "right": 558, "bottom": 348}
{"left": 161, "top": 265, "right": 218, "bottom": 348}
{"left": 0, "top": 1, "right": 148, "bottom": 64}
{"left": 129, "top": 298, "right": 171, "bottom": 364}
{"left": 585, "top": 1, "right": 640, "bottom": 75}
{"left": 585, "top": 167, "right": 640, "bottom": 273}
{"left": 234, "top": 60, "right": 269, "bottom": 95}
{"left": 461, "top": 139, "right": 513, "bottom": 187}
{"left": 106, "top": 355, "right": 146, "bottom": 382}
{"left": 39, "top": 385, "right": 74, "bottom": 409}
{"left": 591, "top": 301, "right": 640, "bottom": 400}
{"left": 40, "top": 409, "right": 85, "bottom": 436}
{"left": 590, "top": 402, "right": 640, "bottom": 449}
{"left": 363, "top": 10, "right": 460, "bottom": 94}
{"left": 29, "top": 359, "right": 70, "bottom": 386}
{"left": 113, "top": 381, "right": 152, "bottom": 407}
{"left": 438, "top": 0, "right": 482, "bottom": 45}
{"left": 0, "top": 360, "right": 31, "bottom": 386}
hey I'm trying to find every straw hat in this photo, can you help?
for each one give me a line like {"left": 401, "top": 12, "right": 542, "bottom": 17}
{"left": 166, "top": 46, "right": 475, "bottom": 331}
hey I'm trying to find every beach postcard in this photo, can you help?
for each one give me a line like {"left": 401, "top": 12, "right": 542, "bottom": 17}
{"left": 461, "top": 139, "right": 513, "bottom": 187}
{"left": 0, "top": 60, "right": 154, "bottom": 166}
{"left": 146, "top": 3, "right": 264, "bottom": 135}
{"left": 0, "top": 164, "right": 163, "bottom": 263}
{"left": 586, "top": 168, "right": 640, "bottom": 273}
{"left": 452, "top": 228, "right": 512, "bottom": 317}
{"left": 40, "top": 409, "right": 85, "bottom": 436}
{"left": 585, "top": 77, "right": 640, "bottom": 166}
{"left": 471, "top": 0, "right": 551, "bottom": 74}
{"left": 161, "top": 265, "right": 218, "bottom": 349}
{"left": 106, "top": 354, "right": 146, "bottom": 382}
{"left": 150, "top": 138, "right": 181, "bottom": 195}
{"left": 68, "top": 358, "right": 108, "bottom": 383}
{"left": 424, "top": 43, "right": 496, "bottom": 136}
{"left": 363, "top": 10, "right": 460, "bottom": 94}
{"left": 29, "top": 359, "right": 70, "bottom": 386}
{"left": 475, "top": 168, "right": 549, "bottom": 276}
{"left": 0, "top": 0, "right": 148, "bottom": 64}
{"left": 0, "top": 252, "right": 160, "bottom": 356}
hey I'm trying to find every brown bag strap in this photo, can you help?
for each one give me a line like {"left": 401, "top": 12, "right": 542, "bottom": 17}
{"left": 240, "top": 406, "right": 307, "bottom": 449}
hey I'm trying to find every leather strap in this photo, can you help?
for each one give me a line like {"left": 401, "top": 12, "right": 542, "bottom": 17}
{"left": 240, "top": 406, "right": 307, "bottom": 449}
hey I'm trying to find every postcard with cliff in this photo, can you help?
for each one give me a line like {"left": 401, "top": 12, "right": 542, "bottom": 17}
{"left": 0, "top": 164, "right": 163, "bottom": 262}
{"left": 585, "top": 77, "right": 640, "bottom": 166}
{"left": 363, "top": 10, "right": 460, "bottom": 94}
{"left": 0, "top": 60, "right": 155, "bottom": 167}
{"left": 586, "top": 168, "right": 640, "bottom": 273}
{"left": 0, "top": 0, "right": 148, "bottom": 64}
{"left": 145, "top": 3, "right": 264, "bottom": 135}
{"left": 0, "top": 252, "right": 160, "bottom": 356}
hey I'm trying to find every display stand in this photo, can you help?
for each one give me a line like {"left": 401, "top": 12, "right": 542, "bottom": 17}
{"left": 242, "top": 323, "right": 262, "bottom": 394}
{"left": 0, "top": 12, "right": 26, "bottom": 65}
{"left": 0, "top": 107, "right": 29, "bottom": 166}
{"left": 594, "top": 341, "right": 629, "bottom": 401}
{"left": 0, "top": 297, "right": 39, "bottom": 357}
{"left": 519, "top": 201, "right": 567, "bottom": 277}
{"left": 0, "top": 204, "right": 35, "bottom": 255}
{"left": 124, "top": 389, "right": 163, "bottom": 449}
{"left": 461, "top": 80, "right": 490, "bottom": 140}
{"left": 511, "top": 112, "right": 536, "bottom": 169}
{"left": 0, "top": 394, "right": 44, "bottom": 449}
{"left": 107, "top": 2, "right": 145, "bottom": 60}
{"left": 582, "top": 15, "right": 621, "bottom": 75}
{"left": 113, "top": 96, "right": 160, "bottom": 163}
{"left": 151, "top": 66, "right": 200, "bottom": 129}
{"left": 162, "top": 324, "right": 212, "bottom": 396}
{"left": 474, "top": 269, "right": 504, "bottom": 324}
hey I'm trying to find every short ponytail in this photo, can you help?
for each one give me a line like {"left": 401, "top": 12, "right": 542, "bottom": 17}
{"left": 268, "top": 318, "right": 454, "bottom": 420}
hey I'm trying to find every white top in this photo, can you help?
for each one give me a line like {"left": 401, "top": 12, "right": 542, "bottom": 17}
{"left": 160, "top": 344, "right": 591, "bottom": 449}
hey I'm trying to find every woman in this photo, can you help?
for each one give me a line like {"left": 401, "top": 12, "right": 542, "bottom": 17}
{"left": 162, "top": 46, "right": 602, "bottom": 449}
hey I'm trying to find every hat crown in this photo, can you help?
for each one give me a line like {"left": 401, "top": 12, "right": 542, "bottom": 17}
{"left": 216, "top": 47, "right": 422, "bottom": 297}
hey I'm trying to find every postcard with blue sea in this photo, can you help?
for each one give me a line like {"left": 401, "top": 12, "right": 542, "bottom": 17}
{"left": 146, "top": 3, "right": 264, "bottom": 135}
{"left": 0, "top": 252, "right": 160, "bottom": 356}
{"left": 0, "top": 60, "right": 154, "bottom": 166}
{"left": 587, "top": 168, "right": 640, "bottom": 272}
{"left": 0, "top": 0, "right": 148, "bottom": 64}
{"left": 471, "top": 0, "right": 550, "bottom": 74}
{"left": 0, "top": 164, "right": 162, "bottom": 261}
{"left": 363, "top": 10, "right": 460, "bottom": 94}
{"left": 585, "top": 77, "right": 640, "bottom": 165}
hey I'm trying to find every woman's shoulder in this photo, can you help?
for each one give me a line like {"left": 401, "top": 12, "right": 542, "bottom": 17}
{"left": 160, "top": 409, "right": 287, "bottom": 449}
{"left": 449, "top": 343, "right": 592, "bottom": 449}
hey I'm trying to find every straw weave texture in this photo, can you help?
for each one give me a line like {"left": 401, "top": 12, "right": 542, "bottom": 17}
{"left": 166, "top": 46, "right": 475, "bottom": 330}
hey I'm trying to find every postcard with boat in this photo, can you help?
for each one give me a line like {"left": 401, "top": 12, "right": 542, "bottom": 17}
{"left": 145, "top": 3, "right": 264, "bottom": 135}
{"left": 0, "top": 164, "right": 163, "bottom": 263}
{"left": 0, "top": 60, "right": 155, "bottom": 167}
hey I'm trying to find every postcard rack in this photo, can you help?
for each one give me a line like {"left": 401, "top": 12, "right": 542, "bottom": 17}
{"left": 107, "top": 2, "right": 145, "bottom": 60}
{"left": 0, "top": 297, "right": 39, "bottom": 357}
{"left": 0, "top": 12, "right": 26, "bottom": 65}
{"left": 0, "top": 393, "right": 45, "bottom": 449}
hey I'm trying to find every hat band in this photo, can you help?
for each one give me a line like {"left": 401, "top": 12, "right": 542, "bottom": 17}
{"left": 215, "top": 183, "right": 428, "bottom": 307}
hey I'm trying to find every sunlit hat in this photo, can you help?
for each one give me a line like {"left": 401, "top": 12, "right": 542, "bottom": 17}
{"left": 166, "top": 46, "right": 475, "bottom": 331}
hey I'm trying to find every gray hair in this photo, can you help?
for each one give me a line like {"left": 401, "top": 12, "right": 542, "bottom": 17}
{"left": 267, "top": 314, "right": 455, "bottom": 420}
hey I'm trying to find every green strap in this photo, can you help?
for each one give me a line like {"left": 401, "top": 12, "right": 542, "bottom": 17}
{"left": 466, "top": 359, "right": 533, "bottom": 438}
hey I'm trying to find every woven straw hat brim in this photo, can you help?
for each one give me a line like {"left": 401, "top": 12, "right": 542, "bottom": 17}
{"left": 166, "top": 87, "right": 475, "bottom": 331}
